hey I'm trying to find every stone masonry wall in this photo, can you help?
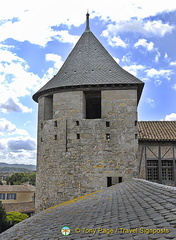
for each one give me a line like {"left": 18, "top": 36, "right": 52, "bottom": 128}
{"left": 35, "top": 89, "right": 139, "bottom": 212}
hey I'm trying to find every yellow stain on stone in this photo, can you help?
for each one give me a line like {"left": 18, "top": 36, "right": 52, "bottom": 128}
{"left": 47, "top": 190, "right": 102, "bottom": 210}
{"left": 60, "top": 183, "right": 65, "bottom": 187}
{"left": 93, "top": 165, "right": 104, "bottom": 168}
{"left": 98, "top": 160, "right": 105, "bottom": 163}
{"left": 119, "top": 103, "right": 126, "bottom": 106}
{"left": 69, "top": 109, "right": 77, "bottom": 113}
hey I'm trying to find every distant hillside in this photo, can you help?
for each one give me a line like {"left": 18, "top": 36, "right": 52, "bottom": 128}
{"left": 0, "top": 167, "right": 34, "bottom": 173}
{"left": 0, "top": 162, "right": 36, "bottom": 171}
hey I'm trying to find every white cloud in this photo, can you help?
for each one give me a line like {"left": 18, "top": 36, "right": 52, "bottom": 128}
{"left": 123, "top": 64, "right": 145, "bottom": 77}
{"left": 155, "top": 51, "right": 161, "bottom": 63}
{"left": 0, "top": 45, "right": 42, "bottom": 112}
{"left": 0, "top": 0, "right": 175, "bottom": 47}
{"left": 0, "top": 137, "right": 36, "bottom": 165}
{"left": 44, "top": 53, "right": 63, "bottom": 80}
{"left": 102, "top": 19, "right": 174, "bottom": 40}
{"left": 0, "top": 97, "right": 32, "bottom": 113}
{"left": 134, "top": 39, "right": 154, "bottom": 51}
{"left": 172, "top": 84, "right": 176, "bottom": 90}
{"left": 0, "top": 118, "right": 29, "bottom": 136}
{"left": 55, "top": 30, "right": 80, "bottom": 45}
{"left": 113, "top": 57, "right": 120, "bottom": 64}
{"left": 164, "top": 53, "right": 168, "bottom": 59}
{"left": 103, "top": 35, "right": 128, "bottom": 48}
{"left": 170, "top": 61, "right": 176, "bottom": 66}
{"left": 145, "top": 68, "right": 172, "bottom": 80}
{"left": 154, "top": 79, "right": 162, "bottom": 86}
{"left": 121, "top": 54, "right": 132, "bottom": 63}
{"left": 165, "top": 113, "right": 176, "bottom": 121}
{"left": 146, "top": 98, "right": 155, "bottom": 107}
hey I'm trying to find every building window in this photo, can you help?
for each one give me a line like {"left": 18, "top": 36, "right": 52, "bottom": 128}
{"left": 162, "top": 160, "right": 173, "bottom": 181}
{"left": 41, "top": 123, "right": 43, "bottom": 129}
{"left": 54, "top": 135, "right": 57, "bottom": 140}
{"left": 84, "top": 91, "right": 101, "bottom": 119}
{"left": 0, "top": 193, "right": 5, "bottom": 200}
{"left": 147, "top": 160, "right": 158, "bottom": 181}
{"left": 7, "top": 193, "right": 16, "bottom": 200}
{"left": 76, "top": 121, "right": 79, "bottom": 126}
{"left": 77, "top": 134, "right": 80, "bottom": 139}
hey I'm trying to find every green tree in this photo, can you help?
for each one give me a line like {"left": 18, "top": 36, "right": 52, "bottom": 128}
{"left": 6, "top": 212, "right": 28, "bottom": 225}
{"left": 28, "top": 172, "right": 36, "bottom": 186}
{"left": 0, "top": 201, "right": 7, "bottom": 233}
{"left": 5, "top": 172, "right": 36, "bottom": 186}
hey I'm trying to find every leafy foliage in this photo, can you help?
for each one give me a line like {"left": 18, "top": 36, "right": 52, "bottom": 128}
{"left": 5, "top": 172, "right": 36, "bottom": 186}
{"left": 6, "top": 212, "right": 28, "bottom": 225}
{"left": 0, "top": 201, "right": 7, "bottom": 233}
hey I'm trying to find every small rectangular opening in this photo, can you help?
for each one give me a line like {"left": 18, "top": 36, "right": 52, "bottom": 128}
{"left": 44, "top": 95, "right": 53, "bottom": 120}
{"left": 135, "top": 134, "right": 138, "bottom": 139}
{"left": 41, "top": 137, "right": 43, "bottom": 142}
{"left": 135, "top": 120, "right": 137, "bottom": 126}
{"left": 106, "top": 121, "right": 110, "bottom": 127}
{"left": 119, "top": 177, "right": 122, "bottom": 183}
{"left": 107, "top": 177, "right": 112, "bottom": 187}
{"left": 41, "top": 123, "right": 43, "bottom": 130}
{"left": 54, "top": 135, "right": 57, "bottom": 140}
{"left": 76, "top": 121, "right": 79, "bottom": 126}
{"left": 77, "top": 134, "right": 80, "bottom": 139}
{"left": 84, "top": 91, "right": 101, "bottom": 119}
{"left": 106, "top": 134, "right": 110, "bottom": 140}
{"left": 54, "top": 121, "right": 57, "bottom": 127}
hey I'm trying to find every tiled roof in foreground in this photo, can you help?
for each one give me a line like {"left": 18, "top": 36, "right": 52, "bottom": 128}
{"left": 1, "top": 179, "right": 176, "bottom": 240}
{"left": 138, "top": 121, "right": 176, "bottom": 142}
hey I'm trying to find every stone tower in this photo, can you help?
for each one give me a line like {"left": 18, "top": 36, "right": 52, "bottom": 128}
{"left": 33, "top": 14, "right": 144, "bottom": 212}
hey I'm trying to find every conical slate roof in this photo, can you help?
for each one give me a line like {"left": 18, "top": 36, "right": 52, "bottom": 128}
{"left": 33, "top": 15, "right": 144, "bottom": 102}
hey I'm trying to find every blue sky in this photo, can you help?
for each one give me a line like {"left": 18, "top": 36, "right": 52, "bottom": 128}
{"left": 0, "top": 0, "right": 176, "bottom": 165}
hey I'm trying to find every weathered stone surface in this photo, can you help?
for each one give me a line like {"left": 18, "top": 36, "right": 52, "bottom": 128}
{"left": 36, "top": 89, "right": 138, "bottom": 212}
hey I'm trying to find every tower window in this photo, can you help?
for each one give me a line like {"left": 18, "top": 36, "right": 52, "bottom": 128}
{"left": 76, "top": 121, "right": 79, "bottom": 126}
{"left": 106, "top": 121, "right": 110, "bottom": 127}
{"left": 77, "top": 134, "right": 80, "bottom": 139}
{"left": 106, "top": 134, "right": 110, "bottom": 140}
{"left": 54, "top": 121, "right": 57, "bottom": 127}
{"left": 44, "top": 95, "right": 53, "bottom": 120}
{"left": 107, "top": 177, "right": 112, "bottom": 187}
{"left": 54, "top": 135, "right": 57, "bottom": 140}
{"left": 119, "top": 177, "right": 122, "bottom": 183}
{"left": 84, "top": 91, "right": 101, "bottom": 119}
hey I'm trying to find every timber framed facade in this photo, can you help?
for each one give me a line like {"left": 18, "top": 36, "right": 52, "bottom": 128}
{"left": 138, "top": 121, "right": 176, "bottom": 186}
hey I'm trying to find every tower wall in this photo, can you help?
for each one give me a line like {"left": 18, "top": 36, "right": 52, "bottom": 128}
{"left": 35, "top": 89, "right": 139, "bottom": 212}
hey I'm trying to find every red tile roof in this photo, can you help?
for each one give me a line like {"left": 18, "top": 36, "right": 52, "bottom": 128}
{"left": 138, "top": 121, "right": 176, "bottom": 141}
{"left": 0, "top": 185, "right": 35, "bottom": 192}
{"left": 3, "top": 201, "right": 35, "bottom": 213}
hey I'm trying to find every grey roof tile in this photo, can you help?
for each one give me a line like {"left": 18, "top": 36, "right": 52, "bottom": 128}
{"left": 33, "top": 29, "right": 144, "bottom": 102}
{"left": 1, "top": 179, "right": 176, "bottom": 240}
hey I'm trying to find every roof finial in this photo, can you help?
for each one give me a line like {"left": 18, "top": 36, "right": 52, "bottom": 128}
{"left": 86, "top": 12, "right": 90, "bottom": 31}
